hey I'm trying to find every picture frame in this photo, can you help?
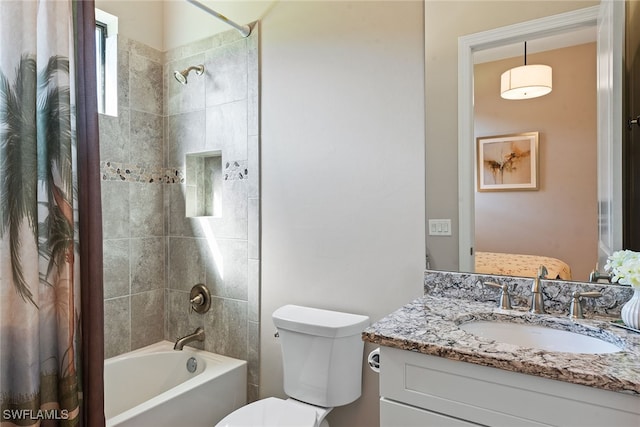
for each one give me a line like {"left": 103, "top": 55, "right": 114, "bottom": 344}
{"left": 476, "top": 132, "right": 539, "bottom": 192}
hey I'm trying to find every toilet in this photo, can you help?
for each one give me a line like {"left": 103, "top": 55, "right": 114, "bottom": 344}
{"left": 216, "top": 304, "right": 370, "bottom": 427}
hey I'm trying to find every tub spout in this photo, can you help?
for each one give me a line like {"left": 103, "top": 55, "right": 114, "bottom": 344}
{"left": 174, "top": 327, "right": 205, "bottom": 350}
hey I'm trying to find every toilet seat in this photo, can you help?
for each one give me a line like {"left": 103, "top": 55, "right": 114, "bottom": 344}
{"left": 215, "top": 397, "right": 329, "bottom": 427}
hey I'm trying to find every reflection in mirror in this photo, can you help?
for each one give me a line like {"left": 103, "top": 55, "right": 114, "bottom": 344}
{"left": 473, "top": 37, "right": 597, "bottom": 281}
{"left": 450, "top": 4, "right": 625, "bottom": 285}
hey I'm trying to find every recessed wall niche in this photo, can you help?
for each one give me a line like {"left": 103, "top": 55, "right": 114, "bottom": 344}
{"left": 185, "top": 151, "right": 223, "bottom": 217}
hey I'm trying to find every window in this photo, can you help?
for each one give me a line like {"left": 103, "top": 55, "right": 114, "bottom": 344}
{"left": 95, "top": 8, "right": 118, "bottom": 116}
{"left": 95, "top": 21, "right": 107, "bottom": 113}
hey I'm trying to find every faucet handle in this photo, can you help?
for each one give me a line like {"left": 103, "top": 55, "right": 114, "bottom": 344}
{"left": 589, "top": 269, "right": 612, "bottom": 283}
{"left": 537, "top": 265, "right": 548, "bottom": 279}
{"left": 484, "top": 282, "right": 512, "bottom": 310}
{"left": 189, "top": 284, "right": 211, "bottom": 314}
{"left": 189, "top": 294, "right": 203, "bottom": 314}
{"left": 569, "top": 291, "right": 602, "bottom": 319}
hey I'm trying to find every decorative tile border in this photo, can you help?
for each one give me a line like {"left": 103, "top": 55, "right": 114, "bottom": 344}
{"left": 224, "top": 160, "right": 248, "bottom": 181}
{"left": 101, "top": 160, "right": 250, "bottom": 184}
{"left": 101, "top": 161, "right": 184, "bottom": 184}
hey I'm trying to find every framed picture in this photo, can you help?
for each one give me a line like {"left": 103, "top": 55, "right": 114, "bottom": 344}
{"left": 476, "top": 132, "right": 539, "bottom": 192}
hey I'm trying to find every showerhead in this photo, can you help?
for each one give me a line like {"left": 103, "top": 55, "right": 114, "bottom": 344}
{"left": 173, "top": 64, "right": 205, "bottom": 85}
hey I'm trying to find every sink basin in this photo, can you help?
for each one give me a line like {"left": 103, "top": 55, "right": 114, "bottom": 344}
{"left": 459, "top": 321, "right": 622, "bottom": 354}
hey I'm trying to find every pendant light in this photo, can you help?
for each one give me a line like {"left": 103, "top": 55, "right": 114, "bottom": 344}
{"left": 500, "top": 42, "right": 552, "bottom": 100}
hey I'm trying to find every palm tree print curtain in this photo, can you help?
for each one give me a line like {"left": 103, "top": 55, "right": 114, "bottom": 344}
{"left": 0, "top": 1, "right": 88, "bottom": 425}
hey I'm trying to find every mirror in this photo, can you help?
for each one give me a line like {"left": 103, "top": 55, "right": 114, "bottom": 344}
{"left": 472, "top": 32, "right": 598, "bottom": 282}
{"left": 424, "top": 1, "right": 627, "bottom": 284}
{"left": 461, "top": 4, "right": 624, "bottom": 283}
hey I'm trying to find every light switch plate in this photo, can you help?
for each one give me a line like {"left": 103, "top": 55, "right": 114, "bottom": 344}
{"left": 428, "top": 219, "right": 452, "bottom": 236}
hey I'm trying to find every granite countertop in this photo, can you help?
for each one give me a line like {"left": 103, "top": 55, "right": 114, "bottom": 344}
{"left": 362, "top": 295, "right": 640, "bottom": 394}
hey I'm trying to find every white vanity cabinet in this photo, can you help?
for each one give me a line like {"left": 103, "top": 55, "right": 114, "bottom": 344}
{"left": 379, "top": 346, "right": 640, "bottom": 427}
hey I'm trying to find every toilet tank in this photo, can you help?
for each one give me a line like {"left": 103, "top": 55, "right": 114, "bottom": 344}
{"left": 272, "top": 305, "right": 370, "bottom": 408}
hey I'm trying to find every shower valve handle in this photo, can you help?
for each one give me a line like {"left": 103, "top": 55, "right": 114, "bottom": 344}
{"left": 189, "top": 284, "right": 211, "bottom": 314}
{"left": 189, "top": 293, "right": 204, "bottom": 314}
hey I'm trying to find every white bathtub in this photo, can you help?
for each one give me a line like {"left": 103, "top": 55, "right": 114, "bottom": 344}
{"left": 105, "top": 341, "right": 247, "bottom": 427}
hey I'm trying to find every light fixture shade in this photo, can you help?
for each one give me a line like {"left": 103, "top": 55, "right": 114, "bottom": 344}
{"left": 500, "top": 64, "right": 552, "bottom": 100}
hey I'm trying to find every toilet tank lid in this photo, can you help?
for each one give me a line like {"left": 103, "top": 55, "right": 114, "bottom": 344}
{"left": 273, "top": 305, "right": 370, "bottom": 338}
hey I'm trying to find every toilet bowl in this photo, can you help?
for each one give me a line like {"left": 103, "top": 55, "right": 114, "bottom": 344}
{"left": 216, "top": 397, "right": 331, "bottom": 427}
{"left": 215, "top": 305, "right": 369, "bottom": 427}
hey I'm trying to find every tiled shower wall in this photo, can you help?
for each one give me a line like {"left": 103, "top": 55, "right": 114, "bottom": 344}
{"left": 100, "top": 37, "right": 166, "bottom": 357}
{"left": 100, "top": 25, "right": 260, "bottom": 400}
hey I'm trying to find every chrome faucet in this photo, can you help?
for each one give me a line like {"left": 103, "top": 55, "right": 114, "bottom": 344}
{"left": 569, "top": 291, "right": 602, "bottom": 319}
{"left": 483, "top": 281, "right": 512, "bottom": 310}
{"left": 174, "top": 327, "right": 205, "bottom": 350}
{"left": 588, "top": 269, "right": 612, "bottom": 283}
{"left": 530, "top": 265, "right": 548, "bottom": 314}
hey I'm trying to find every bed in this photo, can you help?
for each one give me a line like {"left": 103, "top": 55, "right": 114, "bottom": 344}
{"left": 475, "top": 251, "right": 572, "bottom": 280}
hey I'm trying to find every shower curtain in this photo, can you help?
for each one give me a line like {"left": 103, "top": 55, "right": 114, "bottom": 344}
{"left": 0, "top": 1, "right": 104, "bottom": 426}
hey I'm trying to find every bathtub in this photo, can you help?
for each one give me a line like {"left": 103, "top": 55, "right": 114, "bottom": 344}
{"left": 105, "top": 341, "right": 247, "bottom": 427}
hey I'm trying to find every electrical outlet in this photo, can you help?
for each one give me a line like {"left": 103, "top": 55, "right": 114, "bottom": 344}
{"left": 428, "top": 219, "right": 452, "bottom": 236}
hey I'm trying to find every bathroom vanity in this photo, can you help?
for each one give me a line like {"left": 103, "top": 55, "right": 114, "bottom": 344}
{"left": 363, "top": 271, "right": 640, "bottom": 426}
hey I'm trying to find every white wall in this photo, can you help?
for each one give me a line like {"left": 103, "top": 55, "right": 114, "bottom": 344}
{"left": 260, "top": 2, "right": 425, "bottom": 426}
{"left": 95, "top": 0, "right": 164, "bottom": 50}
{"left": 163, "top": 0, "right": 274, "bottom": 51}
{"left": 95, "top": 0, "right": 275, "bottom": 51}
